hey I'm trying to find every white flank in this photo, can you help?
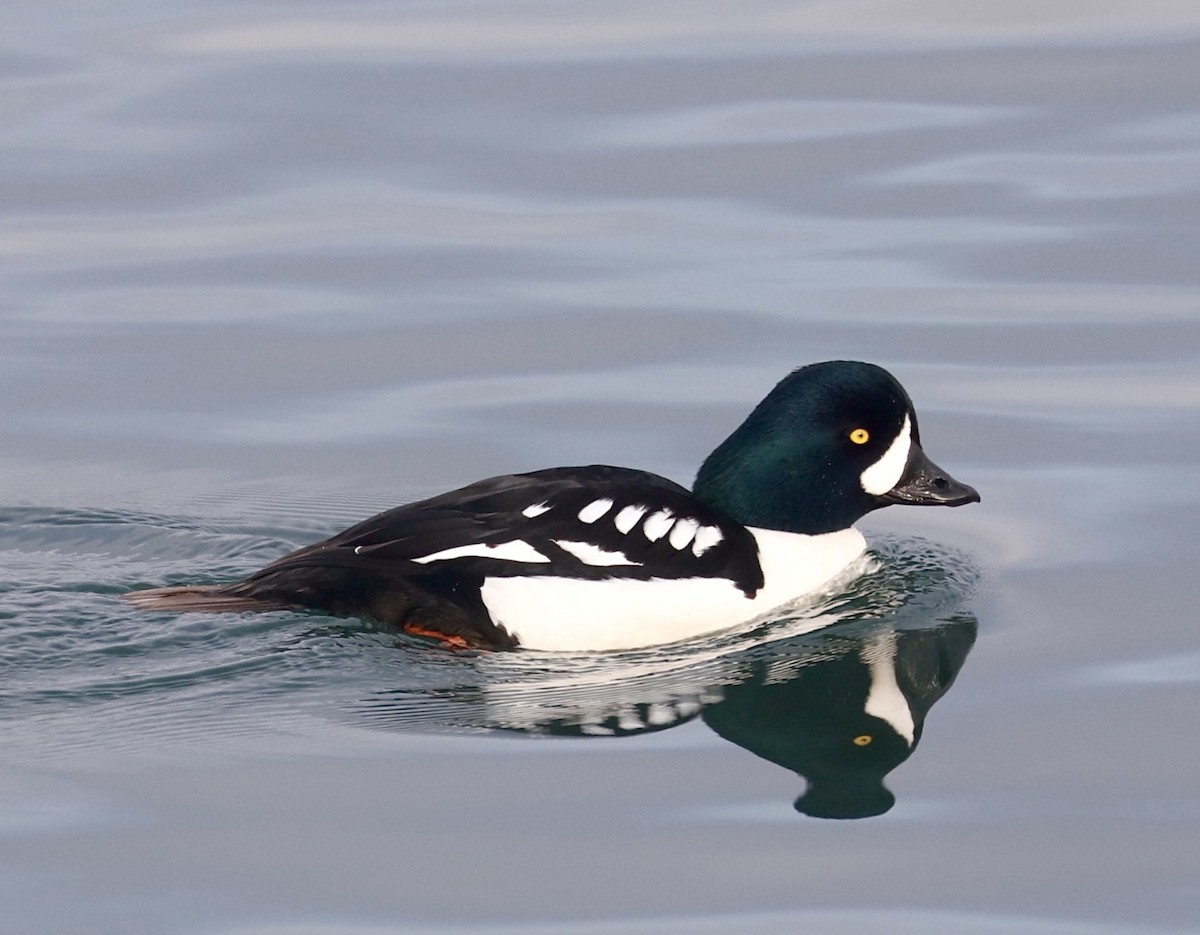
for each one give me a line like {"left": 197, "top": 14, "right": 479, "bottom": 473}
{"left": 553, "top": 539, "right": 636, "bottom": 567}
{"left": 691, "top": 525, "right": 723, "bottom": 557}
{"left": 478, "top": 525, "right": 866, "bottom": 651}
{"left": 613, "top": 504, "right": 646, "bottom": 534}
{"left": 522, "top": 502, "right": 551, "bottom": 518}
{"left": 668, "top": 517, "right": 699, "bottom": 550}
{"left": 862, "top": 630, "right": 915, "bottom": 744}
{"left": 411, "top": 540, "right": 550, "bottom": 565}
{"left": 860, "top": 415, "right": 912, "bottom": 496}
{"left": 577, "top": 499, "right": 613, "bottom": 523}
{"left": 642, "top": 509, "right": 674, "bottom": 541}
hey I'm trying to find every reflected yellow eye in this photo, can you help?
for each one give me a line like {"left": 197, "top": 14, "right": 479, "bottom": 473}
{"left": 853, "top": 734, "right": 873, "bottom": 746}
{"left": 849, "top": 428, "right": 870, "bottom": 445}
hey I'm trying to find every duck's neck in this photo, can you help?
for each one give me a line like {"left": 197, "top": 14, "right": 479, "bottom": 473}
{"left": 693, "top": 437, "right": 863, "bottom": 536}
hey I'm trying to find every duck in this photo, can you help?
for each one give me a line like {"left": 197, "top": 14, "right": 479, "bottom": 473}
{"left": 123, "top": 360, "right": 979, "bottom": 651}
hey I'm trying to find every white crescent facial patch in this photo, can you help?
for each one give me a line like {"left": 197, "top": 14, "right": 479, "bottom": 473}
{"left": 859, "top": 415, "right": 911, "bottom": 496}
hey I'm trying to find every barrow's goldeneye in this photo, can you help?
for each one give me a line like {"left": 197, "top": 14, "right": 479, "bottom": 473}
{"left": 123, "top": 360, "right": 979, "bottom": 650}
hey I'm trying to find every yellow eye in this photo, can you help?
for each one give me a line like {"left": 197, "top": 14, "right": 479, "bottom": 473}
{"left": 853, "top": 734, "right": 873, "bottom": 746}
{"left": 849, "top": 428, "right": 870, "bottom": 445}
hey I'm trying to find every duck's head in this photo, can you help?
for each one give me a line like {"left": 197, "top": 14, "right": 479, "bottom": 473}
{"left": 692, "top": 361, "right": 979, "bottom": 535}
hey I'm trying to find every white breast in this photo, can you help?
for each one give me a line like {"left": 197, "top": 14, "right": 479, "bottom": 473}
{"left": 478, "top": 526, "right": 867, "bottom": 652}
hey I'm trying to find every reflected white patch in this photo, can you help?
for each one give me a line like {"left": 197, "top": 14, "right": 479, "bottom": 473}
{"left": 645, "top": 703, "right": 677, "bottom": 726}
{"left": 553, "top": 539, "right": 636, "bottom": 567}
{"left": 668, "top": 517, "right": 699, "bottom": 550}
{"left": 691, "top": 525, "right": 723, "bottom": 556}
{"left": 642, "top": 509, "right": 674, "bottom": 541}
{"left": 860, "top": 415, "right": 911, "bottom": 495}
{"left": 577, "top": 499, "right": 613, "bottom": 523}
{"left": 673, "top": 699, "right": 703, "bottom": 718}
{"left": 862, "top": 630, "right": 915, "bottom": 744}
{"left": 522, "top": 502, "right": 550, "bottom": 518}
{"left": 412, "top": 541, "right": 550, "bottom": 564}
{"left": 480, "top": 525, "right": 866, "bottom": 651}
{"left": 613, "top": 504, "right": 646, "bottom": 534}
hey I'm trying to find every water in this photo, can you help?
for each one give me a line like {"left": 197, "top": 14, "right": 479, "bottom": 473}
{"left": 3, "top": 2, "right": 1199, "bottom": 933}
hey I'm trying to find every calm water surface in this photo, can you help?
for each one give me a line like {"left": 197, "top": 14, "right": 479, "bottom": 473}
{"left": 3, "top": 2, "right": 1199, "bottom": 933}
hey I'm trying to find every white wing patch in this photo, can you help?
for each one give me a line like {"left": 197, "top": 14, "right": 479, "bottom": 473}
{"left": 577, "top": 499, "right": 613, "bottom": 523}
{"left": 668, "top": 517, "right": 699, "bottom": 551}
{"left": 522, "top": 502, "right": 551, "bottom": 518}
{"left": 691, "top": 525, "right": 723, "bottom": 557}
{"left": 860, "top": 415, "right": 912, "bottom": 496}
{"left": 553, "top": 539, "right": 637, "bottom": 567}
{"left": 411, "top": 541, "right": 551, "bottom": 565}
{"left": 614, "top": 504, "right": 647, "bottom": 534}
{"left": 642, "top": 509, "right": 674, "bottom": 541}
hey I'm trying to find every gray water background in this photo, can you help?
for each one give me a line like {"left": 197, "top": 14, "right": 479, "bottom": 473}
{"left": 3, "top": 2, "right": 1199, "bottom": 933}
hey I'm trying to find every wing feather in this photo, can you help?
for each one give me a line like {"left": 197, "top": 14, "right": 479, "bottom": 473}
{"left": 254, "top": 465, "right": 763, "bottom": 592}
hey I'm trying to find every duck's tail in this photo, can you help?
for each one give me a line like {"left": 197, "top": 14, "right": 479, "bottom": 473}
{"left": 121, "top": 585, "right": 289, "bottom": 614}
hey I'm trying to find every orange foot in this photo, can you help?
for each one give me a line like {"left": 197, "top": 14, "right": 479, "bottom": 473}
{"left": 402, "top": 621, "right": 482, "bottom": 651}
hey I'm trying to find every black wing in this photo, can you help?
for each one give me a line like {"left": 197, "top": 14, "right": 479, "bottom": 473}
{"left": 253, "top": 465, "right": 764, "bottom": 593}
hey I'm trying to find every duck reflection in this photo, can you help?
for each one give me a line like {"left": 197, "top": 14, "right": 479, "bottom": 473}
{"left": 359, "top": 612, "right": 976, "bottom": 820}
{"left": 702, "top": 617, "right": 975, "bottom": 818}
